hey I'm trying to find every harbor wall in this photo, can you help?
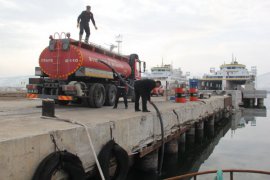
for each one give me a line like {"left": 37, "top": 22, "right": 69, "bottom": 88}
{"left": 0, "top": 96, "right": 230, "bottom": 179}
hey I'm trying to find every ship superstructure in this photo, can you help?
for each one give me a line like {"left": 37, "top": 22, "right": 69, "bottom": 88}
{"left": 200, "top": 58, "right": 256, "bottom": 90}
{"left": 142, "top": 64, "right": 188, "bottom": 85}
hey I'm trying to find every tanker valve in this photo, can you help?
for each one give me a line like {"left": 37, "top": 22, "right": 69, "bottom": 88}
{"left": 62, "top": 85, "right": 77, "bottom": 95}
{"left": 66, "top": 32, "right": 71, "bottom": 38}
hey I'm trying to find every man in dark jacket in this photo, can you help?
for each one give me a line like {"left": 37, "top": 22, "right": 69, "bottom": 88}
{"left": 77, "top": 5, "right": 98, "bottom": 43}
{"left": 113, "top": 79, "right": 128, "bottom": 109}
{"left": 134, "top": 79, "right": 156, "bottom": 112}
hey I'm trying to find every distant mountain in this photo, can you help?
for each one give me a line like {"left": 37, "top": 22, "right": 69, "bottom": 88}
{"left": 0, "top": 75, "right": 34, "bottom": 87}
{"left": 257, "top": 72, "right": 270, "bottom": 91}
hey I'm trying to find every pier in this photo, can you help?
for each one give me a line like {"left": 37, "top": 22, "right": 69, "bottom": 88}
{"left": 0, "top": 96, "right": 232, "bottom": 179}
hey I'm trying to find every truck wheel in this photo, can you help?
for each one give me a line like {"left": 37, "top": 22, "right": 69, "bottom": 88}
{"left": 104, "top": 84, "right": 117, "bottom": 106}
{"left": 88, "top": 83, "right": 105, "bottom": 108}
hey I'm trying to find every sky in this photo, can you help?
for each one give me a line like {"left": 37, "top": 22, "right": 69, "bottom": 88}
{"left": 0, "top": 0, "right": 270, "bottom": 77}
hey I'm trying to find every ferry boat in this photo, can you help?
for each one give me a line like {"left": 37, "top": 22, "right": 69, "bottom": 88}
{"left": 199, "top": 57, "right": 256, "bottom": 90}
{"left": 142, "top": 63, "right": 188, "bottom": 85}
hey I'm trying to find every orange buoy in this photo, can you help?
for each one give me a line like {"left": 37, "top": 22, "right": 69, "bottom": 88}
{"left": 189, "top": 88, "right": 198, "bottom": 101}
{"left": 175, "top": 87, "right": 186, "bottom": 103}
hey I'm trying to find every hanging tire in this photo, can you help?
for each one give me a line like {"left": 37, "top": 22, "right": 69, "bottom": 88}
{"left": 87, "top": 83, "right": 106, "bottom": 108}
{"left": 104, "top": 84, "right": 117, "bottom": 106}
{"left": 32, "top": 151, "right": 86, "bottom": 180}
{"left": 98, "top": 140, "right": 129, "bottom": 180}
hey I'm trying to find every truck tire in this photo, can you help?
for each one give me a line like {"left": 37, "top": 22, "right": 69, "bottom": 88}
{"left": 104, "top": 84, "right": 117, "bottom": 106}
{"left": 88, "top": 83, "right": 106, "bottom": 108}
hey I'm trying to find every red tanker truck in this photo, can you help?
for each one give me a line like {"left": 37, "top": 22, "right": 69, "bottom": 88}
{"left": 26, "top": 33, "right": 146, "bottom": 108}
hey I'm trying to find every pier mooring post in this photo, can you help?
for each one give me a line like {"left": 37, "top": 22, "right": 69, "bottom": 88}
{"left": 136, "top": 150, "right": 159, "bottom": 172}
{"left": 42, "top": 99, "right": 55, "bottom": 117}
{"left": 207, "top": 116, "right": 215, "bottom": 137}
{"left": 196, "top": 121, "right": 204, "bottom": 143}
{"left": 186, "top": 127, "right": 195, "bottom": 145}
{"left": 257, "top": 98, "right": 264, "bottom": 108}
{"left": 178, "top": 133, "right": 186, "bottom": 154}
{"left": 249, "top": 98, "right": 255, "bottom": 108}
{"left": 165, "top": 139, "right": 178, "bottom": 154}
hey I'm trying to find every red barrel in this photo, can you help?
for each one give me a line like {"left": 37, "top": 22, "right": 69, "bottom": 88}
{"left": 175, "top": 87, "right": 186, "bottom": 103}
{"left": 189, "top": 88, "right": 198, "bottom": 101}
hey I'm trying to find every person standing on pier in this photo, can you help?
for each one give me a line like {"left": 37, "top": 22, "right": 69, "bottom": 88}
{"left": 134, "top": 79, "right": 156, "bottom": 112}
{"left": 77, "top": 5, "right": 98, "bottom": 43}
{"left": 113, "top": 78, "right": 128, "bottom": 109}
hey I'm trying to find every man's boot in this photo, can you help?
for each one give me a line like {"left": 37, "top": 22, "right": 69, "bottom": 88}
{"left": 142, "top": 109, "right": 150, "bottom": 112}
{"left": 84, "top": 36, "right": 89, "bottom": 44}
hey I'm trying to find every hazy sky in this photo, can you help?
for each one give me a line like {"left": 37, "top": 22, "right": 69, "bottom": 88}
{"left": 1, "top": 0, "right": 270, "bottom": 77}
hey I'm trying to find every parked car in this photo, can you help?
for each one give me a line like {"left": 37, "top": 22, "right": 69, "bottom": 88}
{"left": 151, "top": 80, "right": 164, "bottom": 96}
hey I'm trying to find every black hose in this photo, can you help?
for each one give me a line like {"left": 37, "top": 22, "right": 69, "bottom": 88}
{"left": 98, "top": 59, "right": 165, "bottom": 176}
{"left": 97, "top": 59, "right": 134, "bottom": 90}
{"left": 149, "top": 101, "right": 165, "bottom": 176}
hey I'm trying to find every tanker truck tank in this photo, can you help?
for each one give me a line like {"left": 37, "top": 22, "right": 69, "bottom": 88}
{"left": 39, "top": 38, "right": 132, "bottom": 80}
{"left": 27, "top": 33, "right": 145, "bottom": 108}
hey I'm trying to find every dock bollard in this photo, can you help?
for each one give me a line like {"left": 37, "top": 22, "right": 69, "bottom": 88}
{"left": 189, "top": 88, "right": 198, "bottom": 101}
{"left": 175, "top": 87, "right": 186, "bottom": 103}
{"left": 42, "top": 99, "right": 55, "bottom": 117}
{"left": 189, "top": 79, "right": 198, "bottom": 101}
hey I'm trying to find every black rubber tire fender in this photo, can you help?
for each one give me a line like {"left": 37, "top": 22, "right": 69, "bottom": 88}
{"left": 32, "top": 151, "right": 86, "bottom": 180}
{"left": 98, "top": 140, "right": 129, "bottom": 180}
{"left": 104, "top": 84, "right": 117, "bottom": 106}
{"left": 88, "top": 83, "right": 106, "bottom": 108}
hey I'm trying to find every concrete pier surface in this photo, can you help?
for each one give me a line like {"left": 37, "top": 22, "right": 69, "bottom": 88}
{"left": 0, "top": 96, "right": 230, "bottom": 179}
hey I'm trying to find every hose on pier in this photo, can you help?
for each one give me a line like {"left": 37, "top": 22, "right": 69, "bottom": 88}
{"left": 97, "top": 59, "right": 134, "bottom": 90}
{"left": 97, "top": 59, "right": 165, "bottom": 175}
{"left": 149, "top": 101, "right": 165, "bottom": 176}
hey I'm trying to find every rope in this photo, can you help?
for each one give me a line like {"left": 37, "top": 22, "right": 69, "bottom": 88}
{"left": 42, "top": 116, "right": 105, "bottom": 180}
{"left": 172, "top": 109, "right": 181, "bottom": 128}
{"left": 50, "top": 134, "right": 60, "bottom": 152}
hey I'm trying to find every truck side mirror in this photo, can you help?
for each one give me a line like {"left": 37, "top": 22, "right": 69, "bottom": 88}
{"left": 143, "top": 62, "right": 146, "bottom": 72}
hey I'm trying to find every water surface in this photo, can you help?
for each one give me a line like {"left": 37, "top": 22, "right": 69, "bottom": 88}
{"left": 128, "top": 95, "right": 270, "bottom": 180}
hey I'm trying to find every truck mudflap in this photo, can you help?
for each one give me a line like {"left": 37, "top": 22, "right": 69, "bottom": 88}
{"left": 26, "top": 93, "right": 38, "bottom": 99}
{"left": 26, "top": 93, "right": 73, "bottom": 101}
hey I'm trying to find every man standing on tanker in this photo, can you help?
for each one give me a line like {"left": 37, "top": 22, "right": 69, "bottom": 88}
{"left": 77, "top": 5, "right": 98, "bottom": 43}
